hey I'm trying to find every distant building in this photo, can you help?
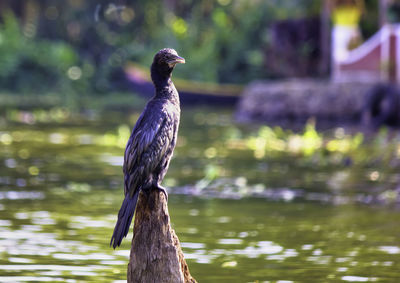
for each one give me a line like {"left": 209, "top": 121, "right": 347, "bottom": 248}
{"left": 331, "top": 0, "right": 400, "bottom": 83}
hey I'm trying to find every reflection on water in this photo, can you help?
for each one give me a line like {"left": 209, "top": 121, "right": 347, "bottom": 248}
{"left": 0, "top": 106, "right": 400, "bottom": 282}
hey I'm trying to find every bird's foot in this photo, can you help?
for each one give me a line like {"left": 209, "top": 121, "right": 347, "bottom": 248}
{"left": 157, "top": 185, "right": 168, "bottom": 201}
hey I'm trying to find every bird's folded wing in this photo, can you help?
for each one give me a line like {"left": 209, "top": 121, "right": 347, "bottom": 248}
{"left": 123, "top": 107, "right": 174, "bottom": 196}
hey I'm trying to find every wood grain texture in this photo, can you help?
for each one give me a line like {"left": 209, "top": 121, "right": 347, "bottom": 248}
{"left": 128, "top": 190, "right": 196, "bottom": 283}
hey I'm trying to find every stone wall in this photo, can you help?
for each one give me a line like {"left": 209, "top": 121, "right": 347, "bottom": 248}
{"left": 235, "top": 79, "right": 375, "bottom": 126}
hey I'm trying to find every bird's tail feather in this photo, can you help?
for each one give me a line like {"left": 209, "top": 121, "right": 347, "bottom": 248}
{"left": 110, "top": 191, "right": 139, "bottom": 249}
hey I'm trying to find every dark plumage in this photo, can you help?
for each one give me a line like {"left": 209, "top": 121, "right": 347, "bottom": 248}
{"left": 110, "top": 48, "right": 185, "bottom": 249}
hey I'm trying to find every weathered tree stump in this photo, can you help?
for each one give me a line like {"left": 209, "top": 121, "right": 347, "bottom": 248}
{"left": 128, "top": 189, "right": 196, "bottom": 283}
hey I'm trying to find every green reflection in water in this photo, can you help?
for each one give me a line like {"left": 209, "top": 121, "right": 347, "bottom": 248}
{"left": 0, "top": 105, "right": 399, "bottom": 282}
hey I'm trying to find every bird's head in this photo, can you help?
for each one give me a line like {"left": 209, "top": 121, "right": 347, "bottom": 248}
{"left": 154, "top": 48, "right": 185, "bottom": 68}
{"left": 151, "top": 48, "right": 185, "bottom": 82}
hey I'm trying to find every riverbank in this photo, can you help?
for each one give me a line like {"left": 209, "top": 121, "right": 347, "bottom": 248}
{"left": 235, "top": 79, "right": 375, "bottom": 126}
{"left": 0, "top": 92, "right": 147, "bottom": 111}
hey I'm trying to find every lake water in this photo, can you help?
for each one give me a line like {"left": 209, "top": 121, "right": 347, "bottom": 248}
{"left": 0, "top": 103, "right": 400, "bottom": 282}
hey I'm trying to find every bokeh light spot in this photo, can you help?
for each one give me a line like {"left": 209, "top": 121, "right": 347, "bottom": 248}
{"left": 121, "top": 8, "right": 135, "bottom": 24}
{"left": 67, "top": 66, "right": 82, "bottom": 80}
{"left": 172, "top": 18, "right": 187, "bottom": 37}
{"left": 369, "top": 171, "right": 380, "bottom": 181}
{"left": 28, "top": 166, "right": 39, "bottom": 176}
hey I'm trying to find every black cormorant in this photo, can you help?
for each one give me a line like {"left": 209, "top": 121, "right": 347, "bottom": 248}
{"left": 110, "top": 48, "right": 185, "bottom": 249}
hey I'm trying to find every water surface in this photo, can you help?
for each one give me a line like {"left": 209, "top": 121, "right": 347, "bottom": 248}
{"left": 0, "top": 104, "right": 400, "bottom": 282}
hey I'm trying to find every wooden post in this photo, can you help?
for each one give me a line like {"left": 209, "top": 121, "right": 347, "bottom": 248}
{"left": 379, "top": 0, "right": 389, "bottom": 27}
{"left": 128, "top": 190, "right": 196, "bottom": 283}
{"left": 320, "top": 0, "right": 332, "bottom": 76}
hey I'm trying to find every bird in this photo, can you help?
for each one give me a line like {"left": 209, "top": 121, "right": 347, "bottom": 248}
{"left": 110, "top": 48, "right": 185, "bottom": 249}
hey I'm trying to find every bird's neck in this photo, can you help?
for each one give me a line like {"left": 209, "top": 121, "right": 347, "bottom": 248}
{"left": 151, "top": 65, "right": 180, "bottom": 104}
{"left": 151, "top": 63, "right": 169, "bottom": 86}
{"left": 154, "top": 82, "right": 180, "bottom": 105}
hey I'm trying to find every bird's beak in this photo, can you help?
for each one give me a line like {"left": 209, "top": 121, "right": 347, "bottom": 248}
{"left": 167, "top": 56, "right": 185, "bottom": 67}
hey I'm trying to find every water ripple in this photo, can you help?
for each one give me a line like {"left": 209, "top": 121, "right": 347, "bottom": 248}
{"left": 0, "top": 191, "right": 45, "bottom": 200}
{"left": 378, "top": 246, "right": 400, "bottom": 254}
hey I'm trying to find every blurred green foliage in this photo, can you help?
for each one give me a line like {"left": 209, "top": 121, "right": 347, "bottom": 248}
{"left": 0, "top": 0, "right": 382, "bottom": 94}
{"left": 124, "top": 0, "right": 321, "bottom": 83}
{"left": 360, "top": 0, "right": 379, "bottom": 39}
{"left": 0, "top": 0, "right": 323, "bottom": 95}
{"left": 0, "top": 12, "right": 83, "bottom": 93}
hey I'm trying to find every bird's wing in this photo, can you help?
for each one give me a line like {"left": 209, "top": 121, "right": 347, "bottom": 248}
{"left": 123, "top": 103, "right": 175, "bottom": 196}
